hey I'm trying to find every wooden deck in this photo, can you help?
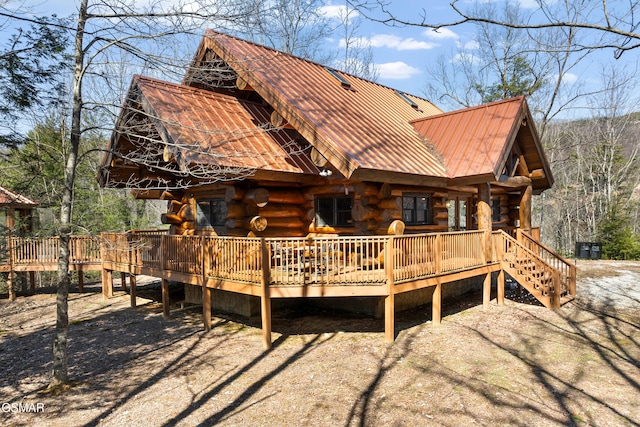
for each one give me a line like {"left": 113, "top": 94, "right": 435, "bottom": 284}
{"left": 1, "top": 230, "right": 576, "bottom": 347}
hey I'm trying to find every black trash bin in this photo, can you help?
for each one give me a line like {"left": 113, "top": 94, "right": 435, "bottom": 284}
{"left": 575, "top": 242, "right": 602, "bottom": 259}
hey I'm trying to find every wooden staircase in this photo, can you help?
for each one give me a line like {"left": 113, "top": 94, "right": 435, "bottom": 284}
{"left": 494, "top": 230, "right": 576, "bottom": 309}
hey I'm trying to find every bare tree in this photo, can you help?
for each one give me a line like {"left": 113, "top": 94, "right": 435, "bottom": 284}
{"left": 353, "top": 0, "right": 640, "bottom": 58}
{"left": 4, "top": 0, "right": 265, "bottom": 390}
{"left": 537, "top": 67, "right": 640, "bottom": 252}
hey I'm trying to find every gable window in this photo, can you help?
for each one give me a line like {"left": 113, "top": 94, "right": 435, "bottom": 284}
{"left": 402, "top": 194, "right": 433, "bottom": 225}
{"left": 196, "top": 199, "right": 227, "bottom": 227}
{"left": 315, "top": 196, "right": 353, "bottom": 227}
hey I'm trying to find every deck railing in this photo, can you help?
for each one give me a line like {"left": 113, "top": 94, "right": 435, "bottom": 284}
{"left": 516, "top": 230, "right": 576, "bottom": 297}
{"left": 7, "top": 235, "right": 102, "bottom": 266}
{"left": 98, "top": 230, "right": 495, "bottom": 288}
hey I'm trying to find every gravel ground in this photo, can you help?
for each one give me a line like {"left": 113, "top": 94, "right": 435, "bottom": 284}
{"left": 1, "top": 260, "right": 639, "bottom": 427}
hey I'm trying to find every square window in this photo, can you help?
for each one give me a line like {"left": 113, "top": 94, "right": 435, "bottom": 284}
{"left": 402, "top": 194, "right": 432, "bottom": 225}
{"left": 315, "top": 196, "right": 352, "bottom": 227}
{"left": 196, "top": 199, "right": 227, "bottom": 227}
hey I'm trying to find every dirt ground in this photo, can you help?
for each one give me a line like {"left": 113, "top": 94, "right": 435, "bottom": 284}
{"left": 1, "top": 260, "right": 639, "bottom": 427}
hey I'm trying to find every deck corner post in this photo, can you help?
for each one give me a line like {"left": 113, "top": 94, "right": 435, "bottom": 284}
{"left": 161, "top": 278, "right": 170, "bottom": 319}
{"left": 569, "top": 264, "right": 577, "bottom": 298}
{"left": 202, "top": 284, "right": 211, "bottom": 331}
{"left": 483, "top": 272, "right": 491, "bottom": 308}
{"left": 130, "top": 274, "right": 137, "bottom": 308}
{"left": 497, "top": 269, "right": 505, "bottom": 306}
{"left": 432, "top": 281, "right": 442, "bottom": 326}
{"left": 384, "top": 236, "right": 395, "bottom": 343}
{"left": 551, "top": 269, "right": 561, "bottom": 309}
{"left": 77, "top": 267, "right": 84, "bottom": 293}
{"left": 7, "top": 270, "right": 15, "bottom": 301}
{"left": 101, "top": 268, "right": 113, "bottom": 300}
{"left": 260, "top": 238, "right": 272, "bottom": 349}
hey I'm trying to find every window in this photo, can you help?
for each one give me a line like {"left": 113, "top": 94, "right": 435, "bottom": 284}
{"left": 315, "top": 196, "right": 353, "bottom": 227}
{"left": 196, "top": 199, "right": 227, "bottom": 227}
{"left": 492, "top": 198, "right": 501, "bottom": 222}
{"left": 402, "top": 194, "right": 432, "bottom": 225}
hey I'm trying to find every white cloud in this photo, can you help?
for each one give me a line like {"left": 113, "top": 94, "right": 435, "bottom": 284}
{"left": 365, "top": 34, "right": 436, "bottom": 50}
{"left": 318, "top": 4, "right": 358, "bottom": 20}
{"left": 462, "top": 40, "right": 480, "bottom": 50}
{"left": 423, "top": 28, "right": 459, "bottom": 40}
{"left": 451, "top": 52, "right": 482, "bottom": 66}
{"left": 559, "top": 73, "right": 578, "bottom": 84}
{"left": 376, "top": 62, "right": 421, "bottom": 79}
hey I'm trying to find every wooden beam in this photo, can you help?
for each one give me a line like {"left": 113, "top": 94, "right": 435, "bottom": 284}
{"left": 130, "top": 275, "right": 137, "bottom": 308}
{"left": 497, "top": 269, "right": 505, "bottom": 306}
{"left": 161, "top": 278, "right": 170, "bottom": 319}
{"left": 384, "top": 237, "right": 395, "bottom": 343}
{"left": 483, "top": 273, "right": 491, "bottom": 308}
{"left": 260, "top": 239, "right": 272, "bottom": 349}
{"left": 102, "top": 269, "right": 113, "bottom": 299}
{"left": 202, "top": 284, "right": 211, "bottom": 331}
{"left": 29, "top": 271, "right": 36, "bottom": 295}
{"left": 432, "top": 281, "right": 441, "bottom": 326}
{"left": 519, "top": 184, "right": 533, "bottom": 231}
{"left": 7, "top": 271, "right": 15, "bottom": 301}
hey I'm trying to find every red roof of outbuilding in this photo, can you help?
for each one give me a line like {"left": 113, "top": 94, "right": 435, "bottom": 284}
{"left": 0, "top": 186, "right": 38, "bottom": 208}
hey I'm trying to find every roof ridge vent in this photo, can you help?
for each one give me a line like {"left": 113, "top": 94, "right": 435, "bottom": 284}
{"left": 324, "top": 67, "right": 351, "bottom": 88}
{"left": 395, "top": 90, "right": 419, "bottom": 109}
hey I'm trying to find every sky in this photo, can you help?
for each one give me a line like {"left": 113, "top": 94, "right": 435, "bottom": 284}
{"left": 3, "top": 0, "right": 639, "bottom": 115}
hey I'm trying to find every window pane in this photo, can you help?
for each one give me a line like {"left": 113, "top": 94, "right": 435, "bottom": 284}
{"left": 196, "top": 199, "right": 226, "bottom": 227}
{"left": 403, "top": 197, "right": 415, "bottom": 210}
{"left": 196, "top": 201, "right": 211, "bottom": 227}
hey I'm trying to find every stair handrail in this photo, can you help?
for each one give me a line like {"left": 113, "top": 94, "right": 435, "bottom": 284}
{"left": 497, "top": 231, "right": 556, "bottom": 284}
{"left": 517, "top": 230, "right": 576, "bottom": 298}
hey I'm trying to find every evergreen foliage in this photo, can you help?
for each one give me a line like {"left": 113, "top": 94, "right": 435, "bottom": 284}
{"left": 0, "top": 116, "right": 160, "bottom": 235}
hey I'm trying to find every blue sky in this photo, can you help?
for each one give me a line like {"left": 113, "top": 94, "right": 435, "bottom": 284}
{"left": 5, "top": 0, "right": 639, "bottom": 113}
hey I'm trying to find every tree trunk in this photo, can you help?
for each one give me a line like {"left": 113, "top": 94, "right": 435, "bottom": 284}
{"left": 50, "top": 0, "right": 87, "bottom": 389}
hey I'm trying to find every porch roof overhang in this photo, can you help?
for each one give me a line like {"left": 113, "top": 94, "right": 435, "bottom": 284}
{"left": 411, "top": 96, "right": 554, "bottom": 193}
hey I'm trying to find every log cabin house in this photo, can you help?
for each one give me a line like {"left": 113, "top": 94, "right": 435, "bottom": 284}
{"left": 97, "top": 30, "right": 575, "bottom": 347}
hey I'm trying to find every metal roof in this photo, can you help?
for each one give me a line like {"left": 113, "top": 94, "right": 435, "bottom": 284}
{"left": 192, "top": 31, "right": 449, "bottom": 181}
{"left": 101, "top": 76, "right": 319, "bottom": 187}
{"left": 411, "top": 97, "right": 526, "bottom": 179}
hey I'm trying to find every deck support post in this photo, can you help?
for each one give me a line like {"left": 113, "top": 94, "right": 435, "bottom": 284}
{"left": 519, "top": 185, "right": 533, "bottom": 232}
{"left": 202, "top": 284, "right": 211, "bottom": 331}
{"left": 77, "top": 267, "right": 84, "bottom": 293}
{"left": 29, "top": 272, "right": 36, "bottom": 295}
{"left": 384, "top": 237, "right": 395, "bottom": 343}
{"left": 130, "top": 274, "right": 137, "bottom": 307}
{"left": 7, "top": 270, "right": 15, "bottom": 301}
{"left": 432, "top": 281, "right": 441, "bottom": 326}
{"left": 120, "top": 272, "right": 127, "bottom": 292}
{"left": 101, "top": 268, "right": 113, "bottom": 299}
{"left": 161, "top": 278, "right": 170, "bottom": 319}
{"left": 497, "top": 269, "right": 505, "bottom": 305}
{"left": 260, "top": 238, "right": 272, "bottom": 349}
{"left": 483, "top": 273, "right": 491, "bottom": 308}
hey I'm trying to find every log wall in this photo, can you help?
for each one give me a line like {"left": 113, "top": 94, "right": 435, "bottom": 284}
{"left": 161, "top": 181, "right": 524, "bottom": 237}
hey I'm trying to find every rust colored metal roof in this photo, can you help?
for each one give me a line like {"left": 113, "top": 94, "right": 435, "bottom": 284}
{"left": 0, "top": 186, "right": 38, "bottom": 207}
{"left": 411, "top": 97, "right": 527, "bottom": 179}
{"left": 194, "top": 31, "right": 449, "bottom": 181}
{"left": 103, "top": 76, "right": 318, "bottom": 187}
